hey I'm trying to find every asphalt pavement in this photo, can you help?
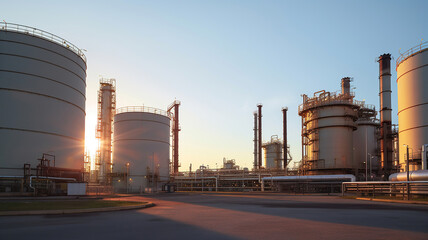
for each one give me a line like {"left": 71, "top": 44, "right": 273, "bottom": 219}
{"left": 1, "top": 192, "right": 427, "bottom": 240}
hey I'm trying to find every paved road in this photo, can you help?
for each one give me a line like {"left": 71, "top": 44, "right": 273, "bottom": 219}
{"left": 1, "top": 193, "right": 428, "bottom": 240}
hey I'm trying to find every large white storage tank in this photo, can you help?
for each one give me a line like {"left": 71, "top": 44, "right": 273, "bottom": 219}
{"left": 113, "top": 106, "right": 170, "bottom": 193}
{"left": 396, "top": 42, "right": 428, "bottom": 171}
{"left": 0, "top": 23, "right": 86, "bottom": 176}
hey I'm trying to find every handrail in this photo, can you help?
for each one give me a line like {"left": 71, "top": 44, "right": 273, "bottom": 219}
{"left": 396, "top": 41, "right": 428, "bottom": 68}
{"left": 0, "top": 22, "right": 86, "bottom": 63}
{"left": 116, "top": 106, "right": 171, "bottom": 118}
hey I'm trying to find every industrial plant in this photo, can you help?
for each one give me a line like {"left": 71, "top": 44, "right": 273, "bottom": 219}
{"left": 0, "top": 22, "right": 427, "bottom": 197}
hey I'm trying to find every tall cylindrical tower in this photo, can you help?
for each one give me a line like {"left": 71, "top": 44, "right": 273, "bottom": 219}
{"left": 378, "top": 54, "right": 393, "bottom": 176}
{"left": 113, "top": 107, "right": 170, "bottom": 193}
{"left": 0, "top": 23, "right": 86, "bottom": 176}
{"left": 396, "top": 42, "right": 428, "bottom": 171}
{"left": 95, "top": 78, "right": 116, "bottom": 183}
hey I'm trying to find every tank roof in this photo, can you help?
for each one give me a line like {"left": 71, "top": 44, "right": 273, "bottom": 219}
{"left": 116, "top": 106, "right": 171, "bottom": 118}
{"left": 0, "top": 22, "right": 86, "bottom": 63}
{"left": 396, "top": 41, "right": 428, "bottom": 68}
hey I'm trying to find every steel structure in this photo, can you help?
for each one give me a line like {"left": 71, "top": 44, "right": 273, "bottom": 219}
{"left": 396, "top": 42, "right": 428, "bottom": 171}
{"left": 282, "top": 107, "right": 288, "bottom": 170}
{"left": 298, "top": 77, "right": 378, "bottom": 176}
{"left": 112, "top": 106, "right": 170, "bottom": 193}
{"left": 257, "top": 104, "right": 263, "bottom": 169}
{"left": 253, "top": 112, "right": 258, "bottom": 170}
{"left": 167, "top": 100, "right": 181, "bottom": 175}
{"left": 262, "top": 135, "right": 283, "bottom": 169}
{"left": 378, "top": 54, "right": 394, "bottom": 177}
{"left": 0, "top": 22, "right": 86, "bottom": 178}
{"left": 95, "top": 78, "right": 116, "bottom": 184}
{"left": 353, "top": 106, "right": 380, "bottom": 175}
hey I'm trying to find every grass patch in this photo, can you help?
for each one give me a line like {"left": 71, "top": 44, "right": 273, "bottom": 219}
{"left": 0, "top": 200, "right": 146, "bottom": 212}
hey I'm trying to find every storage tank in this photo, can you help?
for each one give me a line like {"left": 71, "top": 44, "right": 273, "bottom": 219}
{"left": 0, "top": 23, "right": 86, "bottom": 176}
{"left": 262, "top": 135, "right": 283, "bottom": 169}
{"left": 353, "top": 106, "right": 380, "bottom": 176}
{"left": 396, "top": 42, "right": 428, "bottom": 171}
{"left": 113, "top": 106, "right": 170, "bottom": 193}
{"left": 299, "top": 78, "right": 358, "bottom": 175}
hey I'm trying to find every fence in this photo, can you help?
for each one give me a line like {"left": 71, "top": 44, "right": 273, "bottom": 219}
{"left": 342, "top": 181, "right": 428, "bottom": 200}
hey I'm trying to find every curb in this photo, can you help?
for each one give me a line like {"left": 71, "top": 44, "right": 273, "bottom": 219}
{"left": 0, "top": 202, "right": 155, "bottom": 216}
{"left": 356, "top": 197, "right": 428, "bottom": 205}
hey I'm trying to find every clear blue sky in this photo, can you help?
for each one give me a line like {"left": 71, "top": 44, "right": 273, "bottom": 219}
{"left": 3, "top": 0, "right": 428, "bottom": 170}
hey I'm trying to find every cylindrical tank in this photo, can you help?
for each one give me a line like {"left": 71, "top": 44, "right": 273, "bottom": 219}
{"left": 396, "top": 42, "right": 428, "bottom": 171}
{"left": 299, "top": 89, "right": 358, "bottom": 174}
{"left": 353, "top": 116, "right": 380, "bottom": 174}
{"left": 113, "top": 106, "right": 170, "bottom": 193}
{"left": 0, "top": 23, "right": 86, "bottom": 176}
{"left": 262, "top": 138, "right": 283, "bottom": 169}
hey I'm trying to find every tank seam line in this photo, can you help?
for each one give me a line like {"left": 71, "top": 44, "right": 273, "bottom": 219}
{"left": 0, "top": 69, "right": 85, "bottom": 99}
{"left": 0, "top": 127, "right": 82, "bottom": 141}
{"left": 397, "top": 102, "right": 428, "bottom": 115}
{"left": 396, "top": 63, "right": 428, "bottom": 82}
{"left": 398, "top": 124, "right": 428, "bottom": 134}
{"left": 0, "top": 88, "right": 86, "bottom": 114}
{"left": 0, "top": 39, "right": 86, "bottom": 71}
{"left": 0, "top": 53, "right": 86, "bottom": 86}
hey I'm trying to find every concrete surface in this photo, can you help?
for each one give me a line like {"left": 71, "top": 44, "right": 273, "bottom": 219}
{"left": 1, "top": 192, "right": 427, "bottom": 240}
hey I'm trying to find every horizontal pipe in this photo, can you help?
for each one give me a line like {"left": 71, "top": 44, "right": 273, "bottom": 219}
{"left": 389, "top": 170, "right": 428, "bottom": 181}
{"left": 262, "top": 174, "right": 356, "bottom": 182}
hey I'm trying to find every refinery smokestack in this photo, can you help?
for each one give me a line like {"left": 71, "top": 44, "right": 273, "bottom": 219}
{"left": 257, "top": 104, "right": 263, "bottom": 169}
{"left": 341, "top": 77, "right": 351, "bottom": 96}
{"left": 253, "top": 112, "right": 258, "bottom": 170}
{"left": 282, "top": 107, "right": 288, "bottom": 172}
{"left": 378, "top": 53, "right": 393, "bottom": 177}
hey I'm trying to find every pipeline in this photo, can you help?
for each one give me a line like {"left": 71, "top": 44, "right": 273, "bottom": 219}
{"left": 389, "top": 170, "right": 428, "bottom": 181}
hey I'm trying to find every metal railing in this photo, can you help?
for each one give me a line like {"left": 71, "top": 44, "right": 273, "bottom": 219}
{"left": 342, "top": 181, "right": 428, "bottom": 200}
{"left": 0, "top": 22, "right": 86, "bottom": 63}
{"left": 396, "top": 41, "right": 428, "bottom": 67}
{"left": 116, "top": 106, "right": 171, "bottom": 118}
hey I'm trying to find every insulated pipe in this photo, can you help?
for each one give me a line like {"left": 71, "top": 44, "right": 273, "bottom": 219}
{"left": 257, "top": 104, "right": 263, "bottom": 169}
{"left": 389, "top": 170, "right": 428, "bottom": 181}
{"left": 378, "top": 54, "right": 393, "bottom": 176}
{"left": 253, "top": 112, "right": 258, "bottom": 170}
{"left": 282, "top": 107, "right": 288, "bottom": 171}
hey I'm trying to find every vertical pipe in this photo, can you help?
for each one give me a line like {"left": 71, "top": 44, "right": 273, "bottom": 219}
{"left": 173, "top": 103, "right": 179, "bottom": 174}
{"left": 378, "top": 54, "right": 393, "bottom": 178}
{"left": 253, "top": 112, "right": 258, "bottom": 170}
{"left": 282, "top": 107, "right": 288, "bottom": 172}
{"left": 257, "top": 104, "right": 263, "bottom": 169}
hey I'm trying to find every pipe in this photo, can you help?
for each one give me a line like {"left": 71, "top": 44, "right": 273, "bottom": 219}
{"left": 262, "top": 174, "right": 356, "bottom": 182}
{"left": 282, "top": 107, "right": 288, "bottom": 172}
{"left": 378, "top": 54, "right": 393, "bottom": 177}
{"left": 253, "top": 112, "right": 258, "bottom": 170}
{"left": 389, "top": 170, "right": 428, "bottom": 181}
{"left": 422, "top": 144, "right": 428, "bottom": 170}
{"left": 29, "top": 176, "right": 77, "bottom": 191}
{"left": 257, "top": 104, "right": 262, "bottom": 169}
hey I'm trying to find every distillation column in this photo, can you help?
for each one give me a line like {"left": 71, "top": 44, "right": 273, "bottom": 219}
{"left": 96, "top": 78, "right": 116, "bottom": 183}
